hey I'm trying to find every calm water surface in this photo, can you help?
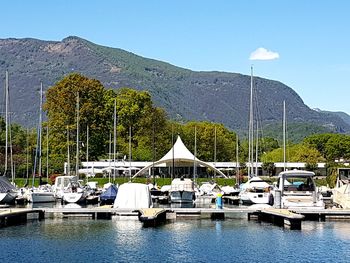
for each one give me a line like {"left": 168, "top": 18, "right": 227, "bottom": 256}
{"left": 1, "top": 216, "right": 350, "bottom": 263}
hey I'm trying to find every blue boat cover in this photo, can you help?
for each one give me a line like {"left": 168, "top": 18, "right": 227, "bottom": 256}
{"left": 100, "top": 184, "right": 118, "bottom": 201}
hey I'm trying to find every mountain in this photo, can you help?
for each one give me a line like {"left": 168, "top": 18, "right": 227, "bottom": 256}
{"left": 0, "top": 36, "right": 349, "bottom": 136}
{"left": 314, "top": 108, "right": 350, "bottom": 127}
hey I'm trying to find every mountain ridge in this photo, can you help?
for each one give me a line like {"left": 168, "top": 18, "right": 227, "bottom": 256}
{"left": 0, "top": 36, "right": 349, "bottom": 136}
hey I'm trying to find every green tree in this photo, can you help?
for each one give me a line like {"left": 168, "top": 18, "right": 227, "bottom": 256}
{"left": 44, "top": 73, "right": 112, "bottom": 171}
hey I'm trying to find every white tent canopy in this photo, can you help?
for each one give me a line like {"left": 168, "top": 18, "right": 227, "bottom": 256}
{"left": 132, "top": 136, "right": 227, "bottom": 178}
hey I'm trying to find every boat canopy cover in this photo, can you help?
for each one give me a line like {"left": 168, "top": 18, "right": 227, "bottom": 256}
{"left": 113, "top": 183, "right": 152, "bottom": 209}
{"left": 100, "top": 184, "right": 118, "bottom": 201}
{"left": 0, "top": 176, "right": 15, "bottom": 192}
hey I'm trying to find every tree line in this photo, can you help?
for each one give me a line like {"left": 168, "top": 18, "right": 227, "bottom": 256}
{"left": 1, "top": 73, "right": 350, "bottom": 178}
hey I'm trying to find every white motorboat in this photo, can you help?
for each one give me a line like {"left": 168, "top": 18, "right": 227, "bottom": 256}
{"left": 62, "top": 181, "right": 87, "bottom": 204}
{"left": 113, "top": 182, "right": 152, "bottom": 209}
{"left": 333, "top": 168, "right": 350, "bottom": 209}
{"left": 272, "top": 170, "right": 324, "bottom": 209}
{"left": 239, "top": 177, "right": 272, "bottom": 205}
{"left": 169, "top": 177, "right": 195, "bottom": 203}
{"left": 53, "top": 175, "right": 79, "bottom": 199}
{"left": 27, "top": 185, "right": 55, "bottom": 203}
{"left": 53, "top": 175, "right": 87, "bottom": 203}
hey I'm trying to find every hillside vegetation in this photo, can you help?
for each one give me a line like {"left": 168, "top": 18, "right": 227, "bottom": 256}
{"left": 0, "top": 36, "right": 349, "bottom": 140}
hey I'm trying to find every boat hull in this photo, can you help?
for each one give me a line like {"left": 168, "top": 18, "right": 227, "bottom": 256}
{"left": 239, "top": 191, "right": 271, "bottom": 205}
{"left": 63, "top": 192, "right": 86, "bottom": 204}
{"left": 28, "top": 192, "right": 55, "bottom": 203}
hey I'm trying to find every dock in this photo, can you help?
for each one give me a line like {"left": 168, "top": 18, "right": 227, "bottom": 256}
{"left": 2, "top": 206, "right": 350, "bottom": 229}
{"left": 0, "top": 209, "right": 44, "bottom": 227}
{"left": 138, "top": 208, "right": 167, "bottom": 227}
{"left": 249, "top": 208, "right": 305, "bottom": 230}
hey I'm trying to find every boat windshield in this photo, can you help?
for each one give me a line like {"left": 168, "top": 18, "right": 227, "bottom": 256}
{"left": 282, "top": 177, "right": 315, "bottom": 192}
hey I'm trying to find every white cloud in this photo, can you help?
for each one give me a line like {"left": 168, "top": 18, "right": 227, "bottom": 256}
{"left": 249, "top": 47, "right": 279, "bottom": 60}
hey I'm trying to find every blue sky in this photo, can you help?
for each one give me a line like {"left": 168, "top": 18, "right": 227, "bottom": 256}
{"left": 2, "top": 0, "right": 350, "bottom": 114}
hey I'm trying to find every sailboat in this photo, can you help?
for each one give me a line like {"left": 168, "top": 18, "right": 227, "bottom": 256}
{"left": 0, "top": 71, "right": 17, "bottom": 204}
{"left": 239, "top": 67, "right": 272, "bottom": 205}
{"left": 62, "top": 92, "right": 88, "bottom": 204}
{"left": 27, "top": 83, "right": 55, "bottom": 203}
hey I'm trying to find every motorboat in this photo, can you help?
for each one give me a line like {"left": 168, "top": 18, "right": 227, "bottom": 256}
{"left": 333, "top": 168, "right": 350, "bottom": 209}
{"left": 169, "top": 177, "right": 195, "bottom": 203}
{"left": 52, "top": 175, "right": 79, "bottom": 199}
{"left": 198, "top": 182, "right": 222, "bottom": 196}
{"left": 0, "top": 176, "right": 17, "bottom": 204}
{"left": 53, "top": 175, "right": 87, "bottom": 204}
{"left": 27, "top": 184, "right": 55, "bottom": 203}
{"left": 149, "top": 184, "right": 170, "bottom": 204}
{"left": 221, "top": 185, "right": 240, "bottom": 196}
{"left": 239, "top": 177, "right": 272, "bottom": 205}
{"left": 272, "top": 170, "right": 324, "bottom": 209}
{"left": 62, "top": 180, "right": 88, "bottom": 204}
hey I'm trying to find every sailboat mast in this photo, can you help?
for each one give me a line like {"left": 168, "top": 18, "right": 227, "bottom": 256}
{"left": 248, "top": 66, "right": 254, "bottom": 177}
{"left": 113, "top": 98, "right": 117, "bottom": 181}
{"left": 67, "top": 126, "right": 70, "bottom": 176}
{"left": 108, "top": 132, "right": 111, "bottom": 183}
{"left": 4, "top": 70, "right": 8, "bottom": 175}
{"left": 46, "top": 126, "right": 49, "bottom": 182}
{"left": 171, "top": 124, "right": 174, "bottom": 181}
{"left": 193, "top": 125, "right": 197, "bottom": 183}
{"left": 283, "top": 100, "right": 286, "bottom": 171}
{"left": 152, "top": 118, "right": 155, "bottom": 186}
{"left": 86, "top": 126, "right": 89, "bottom": 164}
{"left": 128, "top": 125, "right": 132, "bottom": 181}
{"left": 26, "top": 128, "right": 29, "bottom": 181}
{"left": 38, "top": 83, "right": 43, "bottom": 178}
{"left": 75, "top": 92, "right": 79, "bottom": 177}
{"left": 255, "top": 117, "right": 259, "bottom": 176}
{"left": 214, "top": 125, "right": 217, "bottom": 179}
{"left": 236, "top": 134, "right": 239, "bottom": 185}
{"left": 86, "top": 125, "right": 89, "bottom": 183}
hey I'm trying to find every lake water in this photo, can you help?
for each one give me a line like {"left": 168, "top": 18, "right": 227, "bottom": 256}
{"left": 1, "top": 215, "right": 350, "bottom": 263}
